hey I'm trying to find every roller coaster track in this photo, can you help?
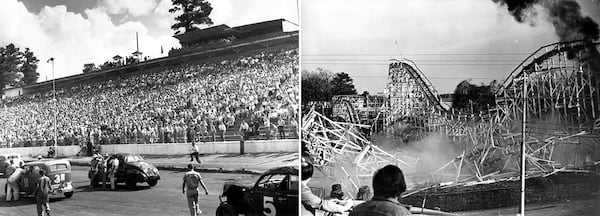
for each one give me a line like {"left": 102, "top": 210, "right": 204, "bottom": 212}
{"left": 389, "top": 58, "right": 448, "bottom": 113}
{"left": 314, "top": 40, "right": 600, "bottom": 189}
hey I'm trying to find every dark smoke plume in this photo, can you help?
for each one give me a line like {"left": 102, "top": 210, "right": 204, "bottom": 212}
{"left": 492, "top": 0, "right": 599, "bottom": 41}
{"left": 493, "top": 0, "right": 600, "bottom": 77}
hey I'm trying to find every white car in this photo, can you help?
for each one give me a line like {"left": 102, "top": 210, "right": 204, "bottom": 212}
{"left": 0, "top": 153, "right": 25, "bottom": 176}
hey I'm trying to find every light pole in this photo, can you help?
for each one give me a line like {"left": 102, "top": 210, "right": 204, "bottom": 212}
{"left": 48, "top": 57, "right": 57, "bottom": 158}
{"left": 519, "top": 73, "right": 527, "bottom": 216}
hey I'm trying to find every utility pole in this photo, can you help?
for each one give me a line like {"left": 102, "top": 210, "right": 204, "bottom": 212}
{"left": 48, "top": 57, "right": 57, "bottom": 158}
{"left": 132, "top": 32, "right": 143, "bottom": 62}
{"left": 519, "top": 73, "right": 527, "bottom": 216}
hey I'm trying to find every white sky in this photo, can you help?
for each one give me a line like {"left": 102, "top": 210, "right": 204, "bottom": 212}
{"left": 301, "top": 0, "right": 600, "bottom": 94}
{"left": 0, "top": 0, "right": 299, "bottom": 83}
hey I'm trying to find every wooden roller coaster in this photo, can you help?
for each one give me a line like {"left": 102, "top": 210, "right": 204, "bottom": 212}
{"left": 302, "top": 40, "right": 600, "bottom": 197}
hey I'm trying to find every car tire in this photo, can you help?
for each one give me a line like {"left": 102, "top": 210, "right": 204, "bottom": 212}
{"left": 64, "top": 192, "right": 74, "bottom": 198}
{"left": 216, "top": 203, "right": 237, "bottom": 216}
{"left": 147, "top": 179, "right": 158, "bottom": 187}
{"left": 126, "top": 178, "right": 136, "bottom": 188}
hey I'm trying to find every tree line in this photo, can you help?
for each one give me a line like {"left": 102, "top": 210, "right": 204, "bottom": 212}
{"left": 0, "top": 44, "right": 39, "bottom": 95}
{"left": 301, "top": 68, "right": 357, "bottom": 104}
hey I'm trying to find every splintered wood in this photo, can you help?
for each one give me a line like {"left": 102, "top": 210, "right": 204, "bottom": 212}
{"left": 302, "top": 109, "right": 417, "bottom": 196}
{"left": 315, "top": 41, "right": 600, "bottom": 190}
{"left": 382, "top": 41, "right": 600, "bottom": 184}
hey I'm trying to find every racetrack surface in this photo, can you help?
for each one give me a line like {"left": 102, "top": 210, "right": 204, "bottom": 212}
{"left": 0, "top": 165, "right": 258, "bottom": 216}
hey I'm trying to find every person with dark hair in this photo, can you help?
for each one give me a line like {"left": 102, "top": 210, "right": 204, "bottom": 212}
{"left": 34, "top": 169, "right": 54, "bottom": 216}
{"left": 329, "top": 184, "right": 344, "bottom": 200}
{"left": 301, "top": 157, "right": 353, "bottom": 216}
{"left": 349, "top": 165, "right": 411, "bottom": 216}
{"left": 182, "top": 164, "right": 209, "bottom": 216}
{"left": 356, "top": 186, "right": 372, "bottom": 201}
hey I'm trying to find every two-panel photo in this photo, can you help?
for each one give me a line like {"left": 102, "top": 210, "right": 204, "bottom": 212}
{"left": 0, "top": 0, "right": 598, "bottom": 215}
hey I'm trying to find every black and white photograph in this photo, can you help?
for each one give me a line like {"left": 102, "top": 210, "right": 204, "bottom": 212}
{"left": 301, "top": 0, "right": 600, "bottom": 215}
{"left": 0, "top": 0, "right": 299, "bottom": 215}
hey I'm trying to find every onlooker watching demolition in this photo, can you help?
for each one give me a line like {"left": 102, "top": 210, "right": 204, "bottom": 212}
{"left": 356, "top": 186, "right": 372, "bottom": 201}
{"left": 349, "top": 165, "right": 411, "bottom": 216}
{"left": 329, "top": 184, "right": 344, "bottom": 200}
{"left": 301, "top": 157, "right": 353, "bottom": 216}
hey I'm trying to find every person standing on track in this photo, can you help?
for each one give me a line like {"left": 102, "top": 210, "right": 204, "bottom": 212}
{"left": 34, "top": 169, "right": 54, "bottom": 216}
{"left": 189, "top": 142, "right": 201, "bottom": 163}
{"left": 182, "top": 164, "right": 209, "bottom": 216}
{"left": 89, "top": 154, "right": 100, "bottom": 188}
{"left": 107, "top": 155, "right": 119, "bottom": 190}
{"left": 6, "top": 160, "right": 23, "bottom": 202}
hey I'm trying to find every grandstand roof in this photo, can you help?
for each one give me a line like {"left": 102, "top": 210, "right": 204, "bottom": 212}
{"left": 173, "top": 19, "right": 284, "bottom": 46}
{"left": 173, "top": 24, "right": 239, "bottom": 44}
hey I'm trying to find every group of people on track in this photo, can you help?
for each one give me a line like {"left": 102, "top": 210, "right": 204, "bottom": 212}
{"left": 4, "top": 159, "right": 55, "bottom": 216}
{"left": 88, "top": 153, "right": 119, "bottom": 190}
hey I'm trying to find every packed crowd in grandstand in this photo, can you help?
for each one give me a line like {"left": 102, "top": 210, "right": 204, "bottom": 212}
{"left": 0, "top": 47, "right": 298, "bottom": 148}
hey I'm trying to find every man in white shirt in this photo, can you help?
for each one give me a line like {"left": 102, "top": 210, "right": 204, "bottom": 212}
{"left": 107, "top": 155, "right": 120, "bottom": 190}
{"left": 190, "top": 142, "right": 201, "bottom": 163}
{"left": 182, "top": 164, "right": 209, "bottom": 216}
{"left": 7, "top": 165, "right": 25, "bottom": 201}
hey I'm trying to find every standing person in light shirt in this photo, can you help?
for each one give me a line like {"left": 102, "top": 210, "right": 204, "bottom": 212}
{"left": 301, "top": 157, "right": 353, "bottom": 216}
{"left": 107, "top": 155, "right": 119, "bottom": 190}
{"left": 189, "top": 142, "right": 201, "bottom": 163}
{"left": 182, "top": 164, "right": 209, "bottom": 216}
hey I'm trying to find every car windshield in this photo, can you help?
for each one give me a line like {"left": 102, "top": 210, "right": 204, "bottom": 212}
{"left": 256, "top": 174, "right": 287, "bottom": 190}
{"left": 125, "top": 155, "right": 143, "bottom": 163}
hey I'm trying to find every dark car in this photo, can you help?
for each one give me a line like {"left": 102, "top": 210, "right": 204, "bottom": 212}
{"left": 91, "top": 153, "right": 160, "bottom": 188}
{"left": 216, "top": 166, "right": 298, "bottom": 216}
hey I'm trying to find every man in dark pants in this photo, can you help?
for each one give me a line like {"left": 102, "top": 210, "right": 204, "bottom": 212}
{"left": 349, "top": 165, "right": 412, "bottom": 216}
{"left": 277, "top": 118, "right": 286, "bottom": 139}
{"left": 189, "top": 142, "right": 201, "bottom": 163}
{"left": 34, "top": 169, "right": 54, "bottom": 216}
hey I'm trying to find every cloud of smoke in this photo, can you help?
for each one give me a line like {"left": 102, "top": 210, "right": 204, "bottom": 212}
{"left": 373, "top": 133, "right": 468, "bottom": 184}
{"left": 493, "top": 0, "right": 600, "bottom": 80}
{"left": 492, "top": 0, "right": 599, "bottom": 41}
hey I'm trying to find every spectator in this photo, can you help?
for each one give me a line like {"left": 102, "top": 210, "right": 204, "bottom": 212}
{"left": 277, "top": 118, "right": 286, "bottom": 139}
{"left": 218, "top": 121, "right": 226, "bottom": 141}
{"left": 301, "top": 157, "right": 353, "bottom": 216}
{"left": 0, "top": 48, "right": 298, "bottom": 147}
{"left": 349, "top": 165, "right": 412, "bottom": 216}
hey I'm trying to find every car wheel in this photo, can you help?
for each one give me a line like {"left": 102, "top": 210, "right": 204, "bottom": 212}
{"left": 91, "top": 174, "right": 100, "bottom": 188}
{"left": 216, "top": 203, "right": 237, "bottom": 216}
{"left": 126, "top": 178, "right": 136, "bottom": 188}
{"left": 147, "top": 179, "right": 158, "bottom": 187}
{"left": 64, "top": 192, "right": 74, "bottom": 198}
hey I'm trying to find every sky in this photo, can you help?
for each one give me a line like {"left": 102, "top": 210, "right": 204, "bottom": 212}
{"left": 301, "top": 0, "right": 600, "bottom": 94}
{"left": 0, "top": 0, "right": 298, "bottom": 83}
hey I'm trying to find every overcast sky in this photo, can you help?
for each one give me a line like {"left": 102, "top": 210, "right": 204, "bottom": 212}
{"left": 0, "top": 0, "right": 298, "bottom": 82}
{"left": 301, "top": 0, "right": 600, "bottom": 94}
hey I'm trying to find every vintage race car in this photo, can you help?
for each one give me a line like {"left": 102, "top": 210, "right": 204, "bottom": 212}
{"left": 0, "top": 153, "right": 25, "bottom": 176}
{"left": 4, "top": 159, "right": 74, "bottom": 198}
{"left": 216, "top": 166, "right": 298, "bottom": 216}
{"left": 91, "top": 153, "right": 160, "bottom": 188}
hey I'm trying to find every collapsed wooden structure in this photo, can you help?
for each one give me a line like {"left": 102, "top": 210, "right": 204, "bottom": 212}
{"left": 302, "top": 109, "right": 418, "bottom": 197}
{"left": 304, "top": 40, "right": 600, "bottom": 196}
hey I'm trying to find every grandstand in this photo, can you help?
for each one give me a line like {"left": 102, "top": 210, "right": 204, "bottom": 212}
{"left": 0, "top": 19, "right": 299, "bottom": 149}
